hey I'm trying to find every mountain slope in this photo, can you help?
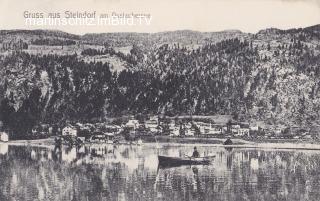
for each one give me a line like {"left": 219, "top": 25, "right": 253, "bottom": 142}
{"left": 0, "top": 25, "right": 319, "bottom": 138}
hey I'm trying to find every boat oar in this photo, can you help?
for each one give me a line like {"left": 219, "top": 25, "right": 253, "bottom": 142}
{"left": 183, "top": 154, "right": 194, "bottom": 168}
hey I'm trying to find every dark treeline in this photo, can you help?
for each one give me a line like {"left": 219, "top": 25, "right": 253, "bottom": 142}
{"left": 0, "top": 51, "right": 150, "bottom": 138}
{"left": 31, "top": 38, "right": 77, "bottom": 46}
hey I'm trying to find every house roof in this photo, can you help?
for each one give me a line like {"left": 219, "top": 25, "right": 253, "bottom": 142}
{"left": 63, "top": 125, "right": 76, "bottom": 129}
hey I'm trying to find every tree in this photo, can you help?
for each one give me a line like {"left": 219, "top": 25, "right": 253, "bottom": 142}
{"left": 0, "top": 98, "right": 15, "bottom": 130}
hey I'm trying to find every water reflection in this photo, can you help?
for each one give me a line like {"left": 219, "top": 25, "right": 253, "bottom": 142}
{"left": 0, "top": 144, "right": 320, "bottom": 201}
{"left": 0, "top": 143, "right": 8, "bottom": 155}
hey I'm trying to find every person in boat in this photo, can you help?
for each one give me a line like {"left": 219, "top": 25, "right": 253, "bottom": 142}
{"left": 224, "top": 137, "right": 233, "bottom": 145}
{"left": 192, "top": 146, "right": 200, "bottom": 158}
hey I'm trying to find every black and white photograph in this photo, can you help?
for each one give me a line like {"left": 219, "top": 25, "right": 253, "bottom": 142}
{"left": 0, "top": 0, "right": 320, "bottom": 200}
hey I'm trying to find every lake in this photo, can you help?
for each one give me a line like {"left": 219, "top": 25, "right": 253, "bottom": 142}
{"left": 0, "top": 143, "right": 320, "bottom": 201}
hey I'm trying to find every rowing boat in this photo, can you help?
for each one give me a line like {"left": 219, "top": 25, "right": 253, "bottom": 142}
{"left": 158, "top": 155, "right": 213, "bottom": 167}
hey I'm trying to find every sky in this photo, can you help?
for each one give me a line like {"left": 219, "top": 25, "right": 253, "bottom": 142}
{"left": 0, "top": 0, "right": 319, "bottom": 34}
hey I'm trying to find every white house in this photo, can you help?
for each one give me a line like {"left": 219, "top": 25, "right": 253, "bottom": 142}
{"left": 249, "top": 125, "right": 259, "bottom": 131}
{"left": 145, "top": 116, "right": 159, "bottom": 132}
{"left": 209, "top": 124, "right": 223, "bottom": 135}
{"left": 195, "top": 122, "right": 222, "bottom": 136}
{"left": 185, "top": 129, "right": 195, "bottom": 137}
{"left": 231, "top": 125, "right": 241, "bottom": 134}
{"left": 168, "top": 120, "right": 176, "bottom": 130}
{"left": 62, "top": 126, "right": 77, "bottom": 136}
{"left": 170, "top": 127, "right": 180, "bottom": 137}
{"left": 195, "top": 122, "right": 210, "bottom": 134}
{"left": 105, "top": 125, "right": 122, "bottom": 135}
{"left": 0, "top": 132, "right": 9, "bottom": 142}
{"left": 274, "top": 128, "right": 283, "bottom": 135}
{"left": 125, "top": 119, "right": 139, "bottom": 130}
{"left": 236, "top": 128, "right": 250, "bottom": 137}
{"left": 48, "top": 127, "right": 53, "bottom": 134}
{"left": 222, "top": 126, "right": 228, "bottom": 132}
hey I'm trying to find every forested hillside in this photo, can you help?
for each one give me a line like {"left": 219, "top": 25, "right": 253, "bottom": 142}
{"left": 0, "top": 25, "right": 320, "bottom": 137}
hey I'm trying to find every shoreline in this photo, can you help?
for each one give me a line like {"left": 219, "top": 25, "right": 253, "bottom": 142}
{"left": 2, "top": 137, "right": 320, "bottom": 151}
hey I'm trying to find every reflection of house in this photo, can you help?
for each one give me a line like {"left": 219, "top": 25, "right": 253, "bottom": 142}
{"left": 62, "top": 126, "right": 77, "bottom": 136}
{"left": 90, "top": 132, "right": 114, "bottom": 143}
{"left": 0, "top": 144, "right": 8, "bottom": 155}
{"left": 62, "top": 147, "right": 77, "bottom": 162}
{"left": 0, "top": 132, "right": 9, "bottom": 142}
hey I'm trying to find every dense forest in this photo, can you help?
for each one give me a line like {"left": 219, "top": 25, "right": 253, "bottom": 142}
{"left": 31, "top": 38, "right": 76, "bottom": 46}
{"left": 0, "top": 25, "right": 320, "bottom": 138}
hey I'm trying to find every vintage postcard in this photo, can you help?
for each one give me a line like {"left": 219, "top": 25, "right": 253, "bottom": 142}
{"left": 0, "top": 0, "right": 319, "bottom": 200}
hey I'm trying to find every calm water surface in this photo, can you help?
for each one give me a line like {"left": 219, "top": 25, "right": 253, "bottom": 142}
{"left": 0, "top": 143, "right": 320, "bottom": 201}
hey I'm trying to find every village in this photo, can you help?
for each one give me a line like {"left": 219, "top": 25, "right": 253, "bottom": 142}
{"left": 0, "top": 115, "right": 317, "bottom": 144}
